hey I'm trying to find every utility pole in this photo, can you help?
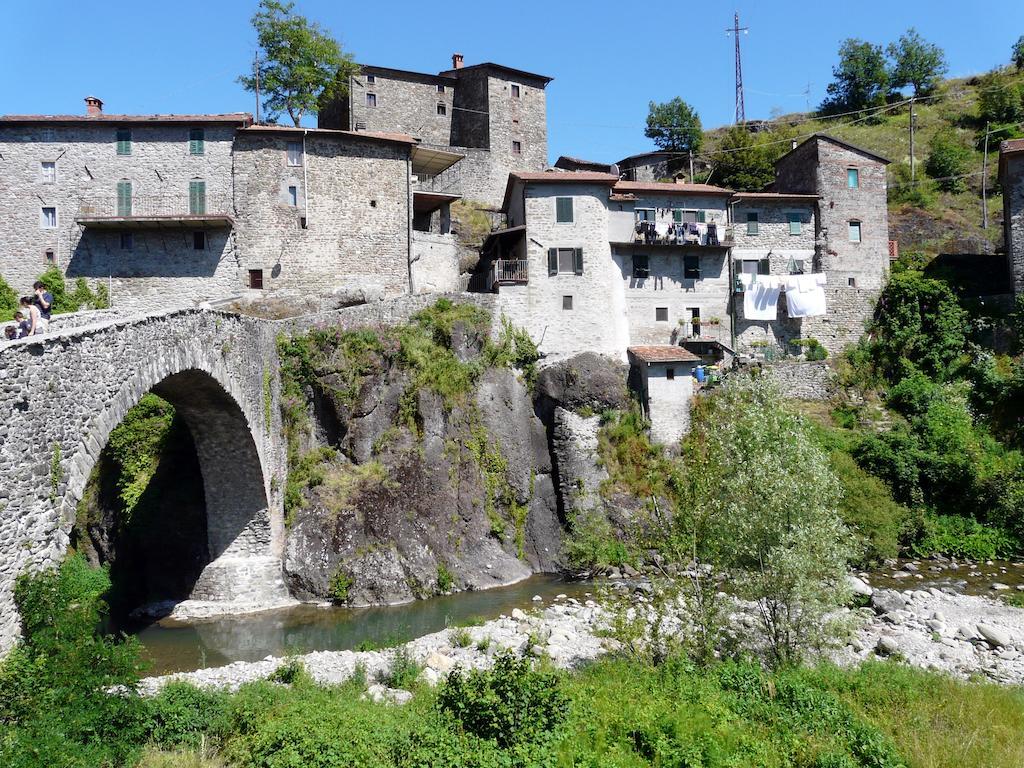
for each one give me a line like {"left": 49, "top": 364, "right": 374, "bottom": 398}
{"left": 909, "top": 97, "right": 915, "bottom": 183}
{"left": 254, "top": 52, "right": 261, "bottom": 125}
{"left": 726, "top": 12, "right": 749, "bottom": 125}
{"left": 982, "top": 122, "right": 990, "bottom": 229}
{"left": 688, "top": 150, "right": 694, "bottom": 181}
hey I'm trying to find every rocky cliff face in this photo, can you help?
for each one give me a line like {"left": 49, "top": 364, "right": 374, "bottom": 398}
{"left": 278, "top": 304, "right": 620, "bottom": 606}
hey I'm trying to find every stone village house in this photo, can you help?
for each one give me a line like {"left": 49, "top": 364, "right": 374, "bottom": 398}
{"left": 0, "top": 56, "right": 890, "bottom": 442}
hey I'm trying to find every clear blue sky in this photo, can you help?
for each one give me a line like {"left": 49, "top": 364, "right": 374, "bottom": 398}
{"left": 2, "top": 0, "right": 1022, "bottom": 164}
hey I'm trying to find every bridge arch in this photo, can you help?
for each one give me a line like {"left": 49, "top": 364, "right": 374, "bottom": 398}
{"left": 0, "top": 310, "right": 291, "bottom": 653}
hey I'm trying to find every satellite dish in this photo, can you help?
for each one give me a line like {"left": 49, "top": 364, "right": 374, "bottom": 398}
{"left": 610, "top": 163, "right": 621, "bottom": 177}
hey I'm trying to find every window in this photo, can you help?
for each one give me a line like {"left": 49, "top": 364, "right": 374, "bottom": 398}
{"left": 116, "top": 180, "right": 132, "bottom": 216}
{"left": 666, "top": 368, "right": 675, "bottom": 381}
{"left": 847, "top": 168, "right": 860, "bottom": 188}
{"left": 555, "top": 197, "right": 573, "bottom": 223}
{"left": 366, "top": 74, "right": 375, "bottom": 84}
{"left": 120, "top": 232, "right": 133, "bottom": 250}
{"left": 437, "top": 83, "right": 445, "bottom": 93}
{"left": 436, "top": 103, "right": 447, "bottom": 116}
{"left": 40, "top": 161, "right": 56, "bottom": 183}
{"left": 41, "top": 207, "right": 57, "bottom": 228}
{"left": 655, "top": 307, "right": 669, "bottom": 322}
{"left": 44, "top": 249, "right": 55, "bottom": 264}
{"left": 287, "top": 185, "right": 298, "bottom": 207}
{"left": 366, "top": 92, "right": 377, "bottom": 108}
{"left": 848, "top": 220, "right": 862, "bottom": 242}
{"left": 40, "top": 128, "right": 56, "bottom": 143}
{"left": 287, "top": 141, "right": 303, "bottom": 166}
{"left": 548, "top": 247, "right": 583, "bottom": 275}
{"left": 193, "top": 231, "right": 206, "bottom": 250}
{"left": 189, "top": 180, "right": 206, "bottom": 214}
{"left": 683, "top": 254, "right": 700, "bottom": 280}
{"left": 511, "top": 84, "right": 521, "bottom": 98}
{"left": 249, "top": 269, "right": 264, "bottom": 289}
{"left": 740, "top": 259, "right": 770, "bottom": 276}
{"left": 116, "top": 127, "right": 131, "bottom": 155}
{"left": 787, "top": 212, "right": 802, "bottom": 235}
{"left": 789, "top": 259, "right": 805, "bottom": 275}
{"left": 189, "top": 128, "right": 205, "bottom": 155}
{"left": 848, "top": 277, "right": 857, "bottom": 287}
{"left": 745, "top": 211, "right": 759, "bottom": 235}
{"left": 512, "top": 140, "right": 522, "bottom": 154}
{"left": 632, "top": 254, "right": 649, "bottom": 279}
{"left": 562, "top": 295, "right": 573, "bottom": 310}
{"left": 673, "top": 209, "right": 705, "bottom": 224}
{"left": 635, "top": 208, "right": 655, "bottom": 222}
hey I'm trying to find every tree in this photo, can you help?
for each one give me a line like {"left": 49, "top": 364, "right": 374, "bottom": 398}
{"left": 238, "top": 0, "right": 357, "bottom": 127}
{"left": 821, "top": 39, "right": 890, "bottom": 114}
{"left": 924, "top": 129, "right": 971, "bottom": 192}
{"left": 1013, "top": 35, "right": 1024, "bottom": 70}
{"left": 644, "top": 97, "right": 703, "bottom": 155}
{"left": 977, "top": 72, "right": 1024, "bottom": 125}
{"left": 709, "top": 126, "right": 788, "bottom": 191}
{"left": 887, "top": 28, "right": 947, "bottom": 97}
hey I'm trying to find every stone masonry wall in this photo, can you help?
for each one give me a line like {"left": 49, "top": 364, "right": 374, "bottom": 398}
{"left": 757, "top": 360, "right": 836, "bottom": 401}
{"left": 0, "top": 123, "right": 238, "bottom": 304}
{"left": 411, "top": 231, "right": 460, "bottom": 293}
{"left": 1003, "top": 152, "right": 1024, "bottom": 295}
{"left": 232, "top": 131, "right": 412, "bottom": 296}
{"left": 346, "top": 71, "right": 456, "bottom": 145}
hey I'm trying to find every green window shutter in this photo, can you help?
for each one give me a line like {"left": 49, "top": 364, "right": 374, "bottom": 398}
{"left": 556, "top": 197, "right": 573, "bottom": 223}
{"left": 189, "top": 181, "right": 206, "bottom": 215}
{"left": 189, "top": 129, "right": 204, "bottom": 155}
{"left": 672, "top": 209, "right": 682, "bottom": 223}
{"left": 548, "top": 248, "right": 558, "bottom": 275}
{"left": 696, "top": 210, "right": 706, "bottom": 223}
{"left": 788, "top": 213, "right": 801, "bottom": 235}
{"left": 573, "top": 248, "right": 584, "bottom": 275}
{"left": 746, "top": 212, "right": 758, "bottom": 235}
{"left": 116, "top": 181, "right": 132, "bottom": 216}
{"left": 758, "top": 258, "right": 770, "bottom": 275}
{"left": 116, "top": 128, "right": 131, "bottom": 155}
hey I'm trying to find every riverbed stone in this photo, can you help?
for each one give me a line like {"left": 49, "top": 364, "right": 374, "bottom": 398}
{"left": 977, "top": 623, "right": 1013, "bottom": 648}
{"left": 870, "top": 589, "right": 907, "bottom": 615}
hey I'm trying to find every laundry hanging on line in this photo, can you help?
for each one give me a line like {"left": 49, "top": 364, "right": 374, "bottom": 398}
{"left": 783, "top": 273, "right": 827, "bottom": 318}
{"left": 743, "top": 275, "right": 782, "bottom": 321}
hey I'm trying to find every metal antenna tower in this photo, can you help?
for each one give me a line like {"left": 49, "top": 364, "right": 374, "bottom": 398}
{"left": 726, "top": 12, "right": 749, "bottom": 124}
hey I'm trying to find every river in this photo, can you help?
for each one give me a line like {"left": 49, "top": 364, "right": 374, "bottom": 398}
{"left": 135, "top": 575, "right": 595, "bottom": 675}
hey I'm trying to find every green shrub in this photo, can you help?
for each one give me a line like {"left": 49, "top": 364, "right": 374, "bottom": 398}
{"left": 0, "top": 273, "right": 17, "bottom": 321}
{"left": 147, "top": 683, "right": 229, "bottom": 749}
{"left": 913, "top": 514, "right": 1016, "bottom": 559}
{"left": 436, "top": 563, "right": 454, "bottom": 593}
{"left": 380, "top": 648, "right": 421, "bottom": 690}
{"left": 450, "top": 628, "right": 472, "bottom": 648}
{"left": 437, "top": 651, "right": 568, "bottom": 749}
{"left": 328, "top": 568, "right": 353, "bottom": 604}
{"left": 925, "top": 129, "right": 972, "bottom": 192}
{"left": 562, "top": 508, "right": 633, "bottom": 571}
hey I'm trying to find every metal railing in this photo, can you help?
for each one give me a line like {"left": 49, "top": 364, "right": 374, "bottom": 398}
{"left": 490, "top": 258, "right": 529, "bottom": 287}
{"left": 76, "top": 196, "right": 231, "bottom": 218}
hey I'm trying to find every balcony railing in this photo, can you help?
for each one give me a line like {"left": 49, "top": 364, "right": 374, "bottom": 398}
{"left": 76, "top": 196, "right": 233, "bottom": 228}
{"left": 490, "top": 258, "right": 529, "bottom": 288}
{"left": 628, "top": 223, "right": 734, "bottom": 248}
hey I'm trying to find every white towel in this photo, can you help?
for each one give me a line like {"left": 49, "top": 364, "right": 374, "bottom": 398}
{"left": 786, "top": 273, "right": 827, "bottom": 317}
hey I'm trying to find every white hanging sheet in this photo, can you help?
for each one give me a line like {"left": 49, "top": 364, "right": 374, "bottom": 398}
{"left": 784, "top": 273, "right": 827, "bottom": 317}
{"left": 744, "top": 275, "right": 781, "bottom": 320}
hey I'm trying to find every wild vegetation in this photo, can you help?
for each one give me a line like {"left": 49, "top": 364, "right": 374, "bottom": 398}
{"left": 0, "top": 266, "right": 108, "bottom": 322}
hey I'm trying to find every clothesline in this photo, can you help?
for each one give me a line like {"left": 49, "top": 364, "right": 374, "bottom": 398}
{"left": 742, "top": 272, "right": 828, "bottom": 320}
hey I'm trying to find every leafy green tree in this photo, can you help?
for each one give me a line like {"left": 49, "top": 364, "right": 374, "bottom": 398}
{"left": 887, "top": 28, "right": 947, "bottom": 96}
{"left": 924, "top": 129, "right": 972, "bottom": 192}
{"left": 644, "top": 97, "right": 703, "bottom": 154}
{"left": 239, "top": 0, "right": 357, "bottom": 126}
{"left": 1013, "top": 35, "right": 1024, "bottom": 70}
{"left": 709, "top": 126, "right": 784, "bottom": 191}
{"left": 977, "top": 72, "right": 1024, "bottom": 124}
{"left": 672, "top": 377, "right": 857, "bottom": 666}
{"left": 821, "top": 39, "right": 890, "bottom": 113}
{"left": 0, "top": 274, "right": 17, "bottom": 321}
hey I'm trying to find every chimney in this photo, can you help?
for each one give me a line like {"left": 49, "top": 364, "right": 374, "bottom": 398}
{"left": 451, "top": 53, "right": 464, "bottom": 70}
{"left": 791, "top": 139, "right": 798, "bottom": 150}
{"left": 84, "top": 96, "right": 104, "bottom": 116}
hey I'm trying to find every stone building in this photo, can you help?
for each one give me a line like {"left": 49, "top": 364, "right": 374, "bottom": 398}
{"left": 0, "top": 101, "right": 250, "bottom": 307}
{"left": 0, "top": 99, "right": 462, "bottom": 307}
{"left": 627, "top": 345, "right": 701, "bottom": 445}
{"left": 999, "top": 138, "right": 1024, "bottom": 295}
{"left": 319, "top": 54, "right": 552, "bottom": 208}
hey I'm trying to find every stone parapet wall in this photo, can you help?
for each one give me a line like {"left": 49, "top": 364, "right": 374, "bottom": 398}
{"left": 756, "top": 360, "right": 836, "bottom": 401}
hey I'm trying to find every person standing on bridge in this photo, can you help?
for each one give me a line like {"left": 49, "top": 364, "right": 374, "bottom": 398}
{"left": 33, "top": 281, "right": 53, "bottom": 332}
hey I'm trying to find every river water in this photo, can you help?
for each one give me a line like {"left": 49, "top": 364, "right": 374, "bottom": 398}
{"left": 136, "top": 575, "right": 595, "bottom": 675}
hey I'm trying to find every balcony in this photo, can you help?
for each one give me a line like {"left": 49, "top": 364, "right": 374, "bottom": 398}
{"left": 490, "top": 258, "right": 529, "bottom": 289}
{"left": 617, "top": 223, "right": 734, "bottom": 248}
{"left": 76, "top": 196, "right": 234, "bottom": 229}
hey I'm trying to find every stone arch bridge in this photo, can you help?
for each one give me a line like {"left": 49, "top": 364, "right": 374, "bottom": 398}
{"left": 0, "top": 295, "right": 499, "bottom": 654}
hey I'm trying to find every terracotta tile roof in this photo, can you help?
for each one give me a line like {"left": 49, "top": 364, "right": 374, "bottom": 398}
{"left": 510, "top": 170, "right": 620, "bottom": 184}
{"left": 1001, "top": 138, "right": 1024, "bottom": 154}
{"left": 775, "top": 133, "right": 891, "bottom": 166}
{"left": 614, "top": 181, "right": 733, "bottom": 196}
{"left": 239, "top": 125, "right": 419, "bottom": 145}
{"left": 438, "top": 62, "right": 553, "bottom": 84}
{"left": 628, "top": 345, "right": 701, "bottom": 363}
{"left": 0, "top": 113, "right": 252, "bottom": 125}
